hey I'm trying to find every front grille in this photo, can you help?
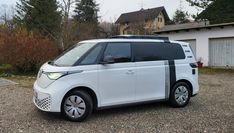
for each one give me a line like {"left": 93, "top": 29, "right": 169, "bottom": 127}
{"left": 34, "top": 92, "right": 51, "bottom": 111}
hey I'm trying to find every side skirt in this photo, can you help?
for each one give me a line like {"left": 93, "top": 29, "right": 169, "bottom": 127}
{"left": 96, "top": 99, "right": 168, "bottom": 110}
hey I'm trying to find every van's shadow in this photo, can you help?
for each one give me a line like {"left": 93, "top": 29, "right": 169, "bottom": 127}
{"left": 35, "top": 101, "right": 173, "bottom": 122}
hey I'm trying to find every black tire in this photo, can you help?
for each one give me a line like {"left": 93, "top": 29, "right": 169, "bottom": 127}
{"left": 61, "top": 90, "right": 93, "bottom": 122}
{"left": 169, "top": 82, "right": 191, "bottom": 107}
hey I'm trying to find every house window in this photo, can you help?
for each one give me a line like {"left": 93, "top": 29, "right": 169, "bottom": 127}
{"left": 158, "top": 17, "right": 163, "bottom": 22}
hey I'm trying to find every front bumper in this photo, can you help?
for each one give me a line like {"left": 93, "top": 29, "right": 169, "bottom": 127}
{"left": 33, "top": 81, "right": 64, "bottom": 113}
{"left": 33, "top": 89, "right": 51, "bottom": 111}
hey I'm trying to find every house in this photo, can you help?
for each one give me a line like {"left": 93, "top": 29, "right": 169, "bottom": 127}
{"left": 116, "top": 6, "right": 171, "bottom": 35}
{"left": 155, "top": 21, "right": 234, "bottom": 68}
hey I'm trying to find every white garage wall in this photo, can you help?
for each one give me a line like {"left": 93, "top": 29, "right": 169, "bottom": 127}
{"left": 158, "top": 26, "right": 234, "bottom": 66}
{"left": 179, "top": 39, "right": 196, "bottom": 58}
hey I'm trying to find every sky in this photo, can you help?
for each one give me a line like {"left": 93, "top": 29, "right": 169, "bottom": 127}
{"left": 0, "top": 0, "right": 200, "bottom": 22}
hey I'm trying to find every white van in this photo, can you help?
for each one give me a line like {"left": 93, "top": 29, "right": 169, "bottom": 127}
{"left": 33, "top": 35, "right": 199, "bottom": 121}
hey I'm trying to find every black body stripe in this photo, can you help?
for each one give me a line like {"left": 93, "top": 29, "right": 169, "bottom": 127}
{"left": 169, "top": 60, "right": 176, "bottom": 87}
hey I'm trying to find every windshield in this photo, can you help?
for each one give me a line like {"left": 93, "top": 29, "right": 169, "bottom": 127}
{"left": 53, "top": 43, "right": 96, "bottom": 66}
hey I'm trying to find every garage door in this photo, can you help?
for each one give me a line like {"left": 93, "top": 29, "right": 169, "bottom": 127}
{"left": 209, "top": 38, "right": 234, "bottom": 67}
{"left": 180, "top": 39, "right": 196, "bottom": 58}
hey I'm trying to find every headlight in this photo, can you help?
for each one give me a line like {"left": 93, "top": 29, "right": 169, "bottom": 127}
{"left": 46, "top": 72, "right": 66, "bottom": 80}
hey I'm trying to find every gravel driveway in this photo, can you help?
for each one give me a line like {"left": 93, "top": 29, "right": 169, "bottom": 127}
{"left": 0, "top": 73, "right": 234, "bottom": 133}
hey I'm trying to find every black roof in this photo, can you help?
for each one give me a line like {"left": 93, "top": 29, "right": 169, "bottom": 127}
{"left": 115, "top": 6, "right": 170, "bottom": 24}
{"left": 110, "top": 35, "right": 169, "bottom": 40}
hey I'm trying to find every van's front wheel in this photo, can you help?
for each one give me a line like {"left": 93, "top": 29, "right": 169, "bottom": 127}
{"left": 169, "top": 82, "right": 191, "bottom": 107}
{"left": 61, "top": 90, "right": 93, "bottom": 122}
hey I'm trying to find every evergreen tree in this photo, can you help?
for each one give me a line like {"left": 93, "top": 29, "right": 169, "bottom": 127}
{"left": 197, "top": 0, "right": 234, "bottom": 24}
{"left": 73, "top": 0, "right": 99, "bottom": 24}
{"left": 14, "top": 0, "right": 62, "bottom": 38}
{"left": 173, "top": 9, "right": 190, "bottom": 24}
{"left": 185, "top": 0, "right": 214, "bottom": 9}
{"left": 73, "top": 0, "right": 99, "bottom": 37}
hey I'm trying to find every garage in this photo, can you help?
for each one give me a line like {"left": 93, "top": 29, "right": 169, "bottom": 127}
{"left": 155, "top": 22, "right": 234, "bottom": 66}
{"left": 179, "top": 39, "right": 196, "bottom": 58}
{"left": 209, "top": 37, "right": 234, "bottom": 67}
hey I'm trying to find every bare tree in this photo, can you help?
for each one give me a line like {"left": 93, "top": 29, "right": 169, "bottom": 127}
{"left": 130, "top": 22, "right": 146, "bottom": 35}
{"left": 0, "top": 4, "right": 15, "bottom": 29}
{"left": 0, "top": 4, "right": 8, "bottom": 24}
{"left": 99, "top": 21, "right": 120, "bottom": 37}
{"left": 60, "top": 0, "right": 77, "bottom": 50}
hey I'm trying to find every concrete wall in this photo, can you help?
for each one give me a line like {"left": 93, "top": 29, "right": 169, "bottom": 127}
{"left": 157, "top": 26, "right": 234, "bottom": 66}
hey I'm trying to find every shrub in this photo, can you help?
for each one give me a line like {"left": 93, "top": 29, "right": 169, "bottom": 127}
{"left": 0, "top": 27, "right": 59, "bottom": 73}
{"left": 0, "top": 64, "right": 15, "bottom": 74}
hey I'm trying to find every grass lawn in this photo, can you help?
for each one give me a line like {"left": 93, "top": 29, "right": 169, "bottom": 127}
{"left": 0, "top": 64, "right": 37, "bottom": 78}
{"left": 199, "top": 67, "right": 234, "bottom": 74}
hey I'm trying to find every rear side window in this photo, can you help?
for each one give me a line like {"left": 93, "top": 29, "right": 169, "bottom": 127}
{"left": 103, "top": 43, "right": 131, "bottom": 63}
{"left": 133, "top": 42, "right": 185, "bottom": 62}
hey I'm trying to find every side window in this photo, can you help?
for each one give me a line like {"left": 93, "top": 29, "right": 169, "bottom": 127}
{"left": 163, "top": 42, "right": 185, "bottom": 60}
{"left": 103, "top": 43, "right": 131, "bottom": 63}
{"left": 80, "top": 44, "right": 104, "bottom": 65}
{"left": 133, "top": 42, "right": 185, "bottom": 62}
{"left": 133, "top": 42, "right": 161, "bottom": 62}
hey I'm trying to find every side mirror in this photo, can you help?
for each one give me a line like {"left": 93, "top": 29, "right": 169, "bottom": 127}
{"left": 101, "top": 55, "right": 115, "bottom": 64}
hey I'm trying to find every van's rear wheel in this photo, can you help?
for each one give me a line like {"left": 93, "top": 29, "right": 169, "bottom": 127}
{"left": 61, "top": 90, "right": 93, "bottom": 122}
{"left": 169, "top": 82, "right": 191, "bottom": 107}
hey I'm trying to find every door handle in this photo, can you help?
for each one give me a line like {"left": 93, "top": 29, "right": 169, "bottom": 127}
{"left": 126, "top": 70, "right": 135, "bottom": 75}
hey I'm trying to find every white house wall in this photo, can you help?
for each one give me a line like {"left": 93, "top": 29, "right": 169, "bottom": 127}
{"left": 158, "top": 26, "right": 234, "bottom": 66}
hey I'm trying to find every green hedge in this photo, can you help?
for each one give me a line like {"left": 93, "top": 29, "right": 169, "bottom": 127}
{"left": 0, "top": 64, "right": 15, "bottom": 74}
